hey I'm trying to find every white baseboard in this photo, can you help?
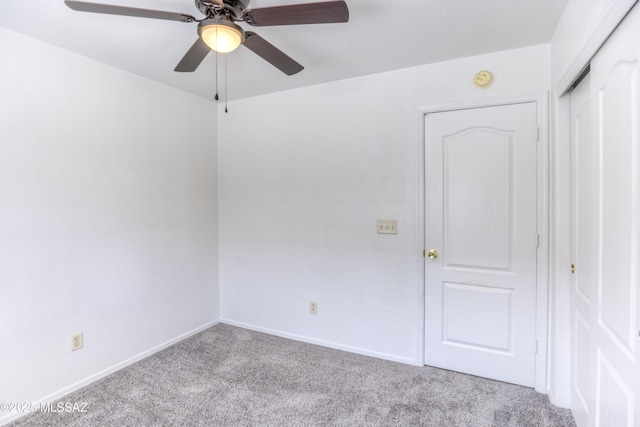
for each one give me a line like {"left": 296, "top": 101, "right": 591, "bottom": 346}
{"left": 0, "top": 319, "right": 220, "bottom": 427}
{"left": 220, "top": 318, "right": 419, "bottom": 366}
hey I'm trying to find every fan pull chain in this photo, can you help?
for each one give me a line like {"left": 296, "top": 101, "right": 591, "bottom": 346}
{"left": 225, "top": 54, "right": 229, "bottom": 113}
{"left": 214, "top": 50, "right": 219, "bottom": 101}
{"left": 214, "top": 26, "right": 219, "bottom": 101}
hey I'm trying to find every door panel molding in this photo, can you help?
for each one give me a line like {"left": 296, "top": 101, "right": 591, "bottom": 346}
{"left": 595, "top": 349, "right": 634, "bottom": 426}
{"left": 443, "top": 128, "right": 514, "bottom": 272}
{"left": 443, "top": 282, "right": 514, "bottom": 353}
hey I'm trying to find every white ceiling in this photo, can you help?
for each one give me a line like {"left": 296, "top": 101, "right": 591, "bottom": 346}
{"left": 0, "top": 0, "right": 567, "bottom": 101}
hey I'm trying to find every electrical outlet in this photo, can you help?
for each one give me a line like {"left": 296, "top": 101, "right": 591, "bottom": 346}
{"left": 377, "top": 219, "right": 398, "bottom": 234}
{"left": 309, "top": 301, "right": 318, "bottom": 315}
{"left": 71, "top": 332, "right": 83, "bottom": 351}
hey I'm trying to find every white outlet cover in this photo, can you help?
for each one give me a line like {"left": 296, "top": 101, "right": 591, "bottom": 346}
{"left": 71, "top": 332, "right": 83, "bottom": 351}
{"left": 310, "top": 301, "right": 318, "bottom": 314}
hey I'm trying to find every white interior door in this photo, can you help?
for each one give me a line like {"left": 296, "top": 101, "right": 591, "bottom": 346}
{"left": 568, "top": 5, "right": 640, "bottom": 426}
{"left": 424, "top": 102, "right": 539, "bottom": 387}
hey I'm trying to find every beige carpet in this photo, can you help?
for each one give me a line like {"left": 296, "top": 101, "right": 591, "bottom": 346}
{"left": 12, "top": 323, "right": 575, "bottom": 426}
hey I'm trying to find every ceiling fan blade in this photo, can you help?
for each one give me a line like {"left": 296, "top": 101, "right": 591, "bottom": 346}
{"left": 64, "top": 0, "right": 196, "bottom": 22}
{"left": 243, "top": 32, "right": 303, "bottom": 75}
{"left": 174, "top": 38, "right": 211, "bottom": 72}
{"left": 242, "top": 0, "right": 348, "bottom": 26}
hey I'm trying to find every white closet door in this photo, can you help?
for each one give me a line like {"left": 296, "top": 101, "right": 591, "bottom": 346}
{"left": 570, "top": 72, "right": 596, "bottom": 427}
{"left": 569, "top": 5, "right": 640, "bottom": 426}
{"left": 590, "top": 9, "right": 640, "bottom": 425}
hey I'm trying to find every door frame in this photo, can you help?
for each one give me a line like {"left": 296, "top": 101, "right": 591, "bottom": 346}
{"left": 415, "top": 92, "right": 550, "bottom": 393}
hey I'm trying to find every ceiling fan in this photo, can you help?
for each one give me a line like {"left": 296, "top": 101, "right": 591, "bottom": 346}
{"left": 64, "top": 0, "right": 349, "bottom": 76}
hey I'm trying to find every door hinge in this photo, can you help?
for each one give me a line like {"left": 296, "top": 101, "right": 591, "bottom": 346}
{"left": 536, "top": 234, "right": 540, "bottom": 248}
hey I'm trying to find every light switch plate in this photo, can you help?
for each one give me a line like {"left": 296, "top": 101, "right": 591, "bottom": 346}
{"left": 377, "top": 219, "right": 397, "bottom": 234}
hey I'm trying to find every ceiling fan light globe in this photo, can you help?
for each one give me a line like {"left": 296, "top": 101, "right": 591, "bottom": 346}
{"left": 198, "top": 19, "right": 245, "bottom": 53}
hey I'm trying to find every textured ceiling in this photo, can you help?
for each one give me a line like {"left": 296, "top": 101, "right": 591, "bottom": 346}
{"left": 0, "top": 0, "right": 567, "bottom": 101}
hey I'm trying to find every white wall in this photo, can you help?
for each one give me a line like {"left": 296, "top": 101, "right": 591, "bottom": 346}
{"left": 218, "top": 45, "right": 550, "bottom": 364}
{"left": 0, "top": 28, "right": 219, "bottom": 424}
{"left": 547, "top": 0, "right": 638, "bottom": 408}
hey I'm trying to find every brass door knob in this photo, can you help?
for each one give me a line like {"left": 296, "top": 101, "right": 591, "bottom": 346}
{"left": 428, "top": 249, "right": 438, "bottom": 259}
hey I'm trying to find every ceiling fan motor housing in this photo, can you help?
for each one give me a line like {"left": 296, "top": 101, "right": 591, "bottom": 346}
{"left": 195, "top": 0, "right": 250, "bottom": 20}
